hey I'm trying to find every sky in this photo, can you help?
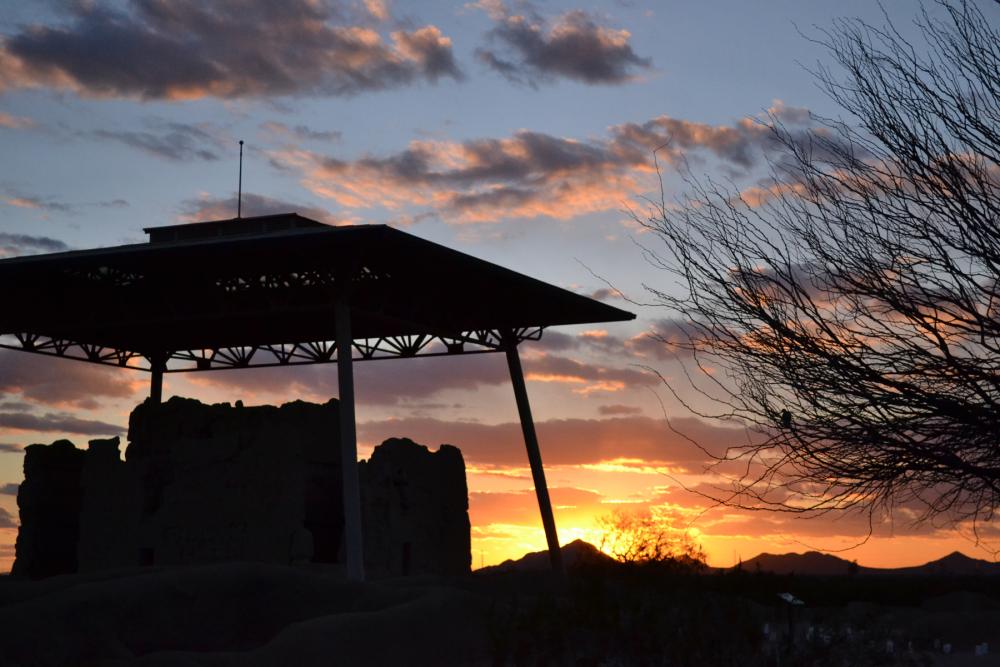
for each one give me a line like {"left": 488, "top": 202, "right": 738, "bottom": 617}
{"left": 1, "top": 0, "right": 999, "bottom": 573}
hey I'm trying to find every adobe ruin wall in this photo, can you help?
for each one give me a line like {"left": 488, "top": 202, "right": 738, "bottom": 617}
{"left": 12, "top": 397, "right": 471, "bottom": 579}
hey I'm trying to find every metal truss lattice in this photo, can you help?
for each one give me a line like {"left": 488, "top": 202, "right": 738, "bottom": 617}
{"left": 0, "top": 327, "right": 544, "bottom": 373}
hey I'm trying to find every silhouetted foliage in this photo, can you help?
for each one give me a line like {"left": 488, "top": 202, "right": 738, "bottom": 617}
{"left": 641, "top": 1, "right": 1000, "bottom": 530}
{"left": 598, "top": 508, "right": 706, "bottom": 567}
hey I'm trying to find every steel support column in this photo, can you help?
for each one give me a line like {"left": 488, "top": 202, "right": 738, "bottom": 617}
{"left": 149, "top": 355, "right": 165, "bottom": 403}
{"left": 505, "top": 341, "right": 564, "bottom": 576}
{"left": 336, "top": 300, "right": 365, "bottom": 582}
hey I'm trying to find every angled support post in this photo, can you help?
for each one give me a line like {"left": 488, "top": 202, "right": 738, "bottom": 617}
{"left": 505, "top": 334, "right": 564, "bottom": 576}
{"left": 336, "top": 298, "right": 365, "bottom": 582}
{"left": 149, "top": 353, "right": 166, "bottom": 404}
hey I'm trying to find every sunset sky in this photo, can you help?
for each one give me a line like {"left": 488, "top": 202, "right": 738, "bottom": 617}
{"left": 2, "top": 0, "right": 999, "bottom": 573}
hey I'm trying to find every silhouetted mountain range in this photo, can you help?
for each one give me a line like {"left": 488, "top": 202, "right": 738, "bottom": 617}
{"left": 479, "top": 542, "right": 1000, "bottom": 576}
{"left": 736, "top": 551, "right": 858, "bottom": 576}
{"left": 735, "top": 550, "right": 1000, "bottom": 576}
{"left": 478, "top": 539, "right": 615, "bottom": 573}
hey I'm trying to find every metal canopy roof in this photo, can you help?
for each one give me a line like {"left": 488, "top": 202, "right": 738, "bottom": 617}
{"left": 0, "top": 213, "right": 634, "bottom": 372}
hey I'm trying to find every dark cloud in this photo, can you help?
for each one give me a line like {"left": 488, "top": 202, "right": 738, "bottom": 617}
{"left": 524, "top": 353, "right": 654, "bottom": 392}
{"left": 192, "top": 352, "right": 649, "bottom": 406}
{"left": 98, "top": 199, "right": 129, "bottom": 208}
{"left": 0, "top": 410, "right": 126, "bottom": 436}
{"left": 358, "top": 355, "right": 510, "bottom": 405}
{"left": 282, "top": 127, "right": 643, "bottom": 222}
{"left": 0, "top": 351, "right": 141, "bottom": 409}
{"left": 0, "top": 483, "right": 17, "bottom": 496}
{"left": 190, "top": 353, "right": 511, "bottom": 407}
{"left": 574, "top": 330, "right": 629, "bottom": 355}
{"left": 345, "top": 129, "right": 623, "bottom": 187}
{"left": 520, "top": 331, "right": 577, "bottom": 352}
{"left": 261, "top": 121, "right": 341, "bottom": 143}
{"left": 359, "top": 414, "right": 745, "bottom": 468}
{"left": 0, "top": 443, "right": 20, "bottom": 453}
{"left": 393, "top": 25, "right": 462, "bottom": 81}
{"left": 1, "top": 191, "right": 127, "bottom": 218}
{"left": 475, "top": 3, "right": 650, "bottom": 86}
{"left": 768, "top": 100, "right": 812, "bottom": 126}
{"left": 0, "top": 0, "right": 461, "bottom": 99}
{"left": 93, "top": 120, "right": 225, "bottom": 161}
{"left": 279, "top": 105, "right": 818, "bottom": 223}
{"left": 178, "top": 192, "right": 346, "bottom": 225}
{"left": 521, "top": 329, "right": 629, "bottom": 357}
{"left": 0, "top": 507, "right": 15, "bottom": 529}
{"left": 625, "top": 319, "right": 701, "bottom": 360}
{"left": 613, "top": 116, "right": 778, "bottom": 171}
{"left": 1, "top": 190, "right": 75, "bottom": 214}
{"left": 0, "top": 232, "right": 69, "bottom": 258}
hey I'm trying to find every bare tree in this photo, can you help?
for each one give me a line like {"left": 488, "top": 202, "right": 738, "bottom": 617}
{"left": 598, "top": 509, "right": 706, "bottom": 566}
{"left": 642, "top": 1, "right": 1000, "bottom": 531}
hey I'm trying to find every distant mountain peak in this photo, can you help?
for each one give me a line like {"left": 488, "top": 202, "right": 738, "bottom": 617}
{"left": 735, "top": 550, "right": 1000, "bottom": 576}
{"left": 477, "top": 539, "right": 615, "bottom": 574}
{"left": 939, "top": 551, "right": 974, "bottom": 561}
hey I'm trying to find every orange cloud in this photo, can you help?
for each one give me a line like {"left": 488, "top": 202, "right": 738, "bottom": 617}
{"left": 272, "top": 134, "right": 649, "bottom": 224}
{"left": 178, "top": 192, "right": 352, "bottom": 226}
{"left": 364, "top": 0, "right": 391, "bottom": 21}
{"left": 358, "top": 413, "right": 748, "bottom": 468}
{"left": 270, "top": 106, "right": 820, "bottom": 224}
{"left": 0, "top": 351, "right": 142, "bottom": 410}
{"left": 3, "top": 197, "right": 40, "bottom": 210}
{"left": 525, "top": 372, "right": 587, "bottom": 384}
{"left": 0, "top": 113, "right": 35, "bottom": 130}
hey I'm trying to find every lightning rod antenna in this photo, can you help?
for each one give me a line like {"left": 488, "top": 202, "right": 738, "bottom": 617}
{"left": 237, "top": 140, "right": 244, "bottom": 219}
